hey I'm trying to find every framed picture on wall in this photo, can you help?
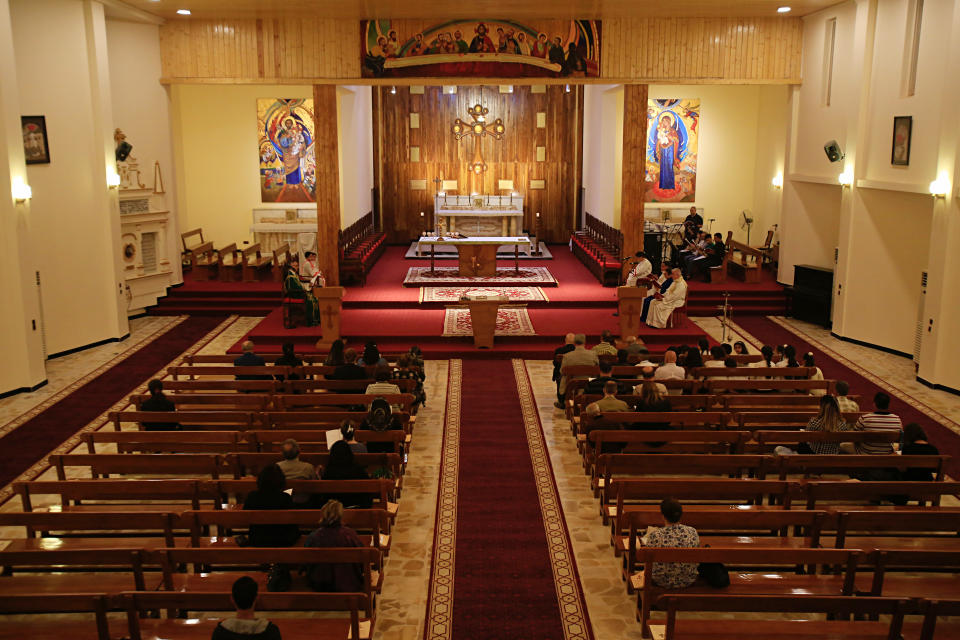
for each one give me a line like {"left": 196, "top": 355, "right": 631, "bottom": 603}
{"left": 21, "top": 115, "right": 50, "bottom": 165}
{"left": 891, "top": 116, "right": 912, "bottom": 166}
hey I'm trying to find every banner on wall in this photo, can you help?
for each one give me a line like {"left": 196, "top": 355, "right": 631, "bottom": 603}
{"left": 257, "top": 98, "right": 316, "bottom": 203}
{"left": 646, "top": 99, "right": 700, "bottom": 203}
{"left": 361, "top": 19, "right": 600, "bottom": 78}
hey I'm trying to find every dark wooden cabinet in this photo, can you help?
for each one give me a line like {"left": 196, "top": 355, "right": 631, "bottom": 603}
{"left": 790, "top": 264, "right": 834, "bottom": 327}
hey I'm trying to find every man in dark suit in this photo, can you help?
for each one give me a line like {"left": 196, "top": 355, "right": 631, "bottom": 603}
{"left": 586, "top": 360, "right": 617, "bottom": 395}
{"left": 233, "top": 340, "right": 269, "bottom": 380}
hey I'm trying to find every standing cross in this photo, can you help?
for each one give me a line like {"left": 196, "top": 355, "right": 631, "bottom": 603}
{"left": 451, "top": 103, "right": 505, "bottom": 177}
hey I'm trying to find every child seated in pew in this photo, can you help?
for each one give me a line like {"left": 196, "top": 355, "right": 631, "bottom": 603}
{"left": 211, "top": 576, "right": 282, "bottom": 640}
{"left": 640, "top": 498, "right": 700, "bottom": 589}
{"left": 803, "top": 352, "right": 826, "bottom": 396}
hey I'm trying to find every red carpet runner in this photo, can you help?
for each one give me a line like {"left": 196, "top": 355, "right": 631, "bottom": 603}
{"left": 733, "top": 316, "right": 960, "bottom": 477}
{"left": 424, "top": 360, "right": 593, "bottom": 640}
{"left": 0, "top": 315, "right": 226, "bottom": 490}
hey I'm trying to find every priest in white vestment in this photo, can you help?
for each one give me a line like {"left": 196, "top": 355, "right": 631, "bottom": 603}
{"left": 644, "top": 268, "right": 687, "bottom": 328}
{"left": 300, "top": 251, "right": 326, "bottom": 288}
{"left": 625, "top": 252, "right": 653, "bottom": 287}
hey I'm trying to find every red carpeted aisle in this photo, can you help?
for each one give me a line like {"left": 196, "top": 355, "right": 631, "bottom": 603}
{"left": 425, "top": 360, "right": 593, "bottom": 640}
{"left": 0, "top": 316, "right": 225, "bottom": 489}
{"left": 735, "top": 316, "right": 960, "bottom": 477}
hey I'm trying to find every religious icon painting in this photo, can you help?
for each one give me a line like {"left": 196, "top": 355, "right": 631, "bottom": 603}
{"left": 257, "top": 98, "right": 316, "bottom": 203}
{"left": 21, "top": 115, "right": 50, "bottom": 165}
{"left": 360, "top": 19, "right": 600, "bottom": 78}
{"left": 891, "top": 116, "right": 912, "bottom": 166}
{"left": 645, "top": 99, "right": 700, "bottom": 203}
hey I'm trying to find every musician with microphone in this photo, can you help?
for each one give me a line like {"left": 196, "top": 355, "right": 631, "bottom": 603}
{"left": 625, "top": 251, "right": 653, "bottom": 287}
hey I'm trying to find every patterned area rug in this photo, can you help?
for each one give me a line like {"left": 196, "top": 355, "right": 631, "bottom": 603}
{"left": 403, "top": 267, "right": 558, "bottom": 287}
{"left": 442, "top": 307, "right": 536, "bottom": 337}
{"left": 420, "top": 286, "right": 549, "bottom": 304}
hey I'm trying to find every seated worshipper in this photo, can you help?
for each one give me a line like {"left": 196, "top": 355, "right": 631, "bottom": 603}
{"left": 697, "top": 338, "right": 710, "bottom": 358}
{"left": 679, "top": 231, "right": 709, "bottom": 270}
{"left": 584, "top": 380, "right": 631, "bottom": 415}
{"left": 639, "top": 498, "right": 701, "bottom": 589}
{"left": 282, "top": 256, "right": 320, "bottom": 327}
{"left": 340, "top": 421, "right": 367, "bottom": 453}
{"left": 750, "top": 345, "right": 776, "bottom": 393}
{"left": 625, "top": 335, "right": 650, "bottom": 357}
{"left": 639, "top": 263, "right": 673, "bottom": 325}
{"left": 586, "top": 360, "right": 618, "bottom": 394}
{"left": 721, "top": 343, "right": 733, "bottom": 356}
{"left": 556, "top": 334, "right": 599, "bottom": 409}
{"left": 323, "top": 339, "right": 346, "bottom": 366}
{"left": 393, "top": 354, "right": 426, "bottom": 411}
{"left": 654, "top": 350, "right": 685, "bottom": 383}
{"left": 330, "top": 348, "right": 367, "bottom": 381}
{"left": 241, "top": 464, "right": 300, "bottom": 547}
{"left": 553, "top": 333, "right": 576, "bottom": 404}
{"left": 140, "top": 379, "right": 179, "bottom": 431}
{"left": 773, "top": 344, "right": 789, "bottom": 367}
{"left": 688, "top": 232, "right": 726, "bottom": 280}
{"left": 774, "top": 395, "right": 850, "bottom": 456}
{"left": 360, "top": 398, "right": 404, "bottom": 454}
{"left": 278, "top": 439, "right": 317, "bottom": 506}
{"left": 365, "top": 366, "right": 402, "bottom": 410}
{"left": 591, "top": 329, "right": 618, "bottom": 357}
{"left": 733, "top": 341, "right": 748, "bottom": 355}
{"left": 273, "top": 342, "right": 303, "bottom": 381}
{"left": 683, "top": 348, "right": 704, "bottom": 372}
{"left": 803, "top": 352, "right": 826, "bottom": 396}
{"left": 625, "top": 251, "right": 653, "bottom": 287}
{"left": 633, "top": 380, "right": 673, "bottom": 430}
{"left": 210, "top": 576, "right": 282, "bottom": 640}
{"left": 320, "top": 441, "right": 372, "bottom": 509}
{"left": 712, "top": 357, "right": 740, "bottom": 392}
{"left": 780, "top": 345, "right": 801, "bottom": 379}
{"left": 835, "top": 380, "right": 860, "bottom": 413}
{"left": 642, "top": 268, "right": 687, "bottom": 329}
{"left": 853, "top": 392, "right": 903, "bottom": 455}
{"left": 303, "top": 500, "right": 365, "bottom": 593}
{"left": 234, "top": 341, "right": 271, "bottom": 382}
{"left": 704, "top": 346, "right": 726, "bottom": 368}
{"left": 901, "top": 423, "right": 940, "bottom": 481}
{"left": 633, "top": 364, "right": 668, "bottom": 396}
{"left": 300, "top": 251, "right": 326, "bottom": 288}
{"left": 358, "top": 342, "right": 387, "bottom": 367}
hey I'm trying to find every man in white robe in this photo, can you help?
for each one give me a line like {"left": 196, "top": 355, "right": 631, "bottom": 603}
{"left": 625, "top": 252, "right": 653, "bottom": 287}
{"left": 644, "top": 268, "right": 687, "bottom": 329}
{"left": 300, "top": 251, "right": 326, "bottom": 288}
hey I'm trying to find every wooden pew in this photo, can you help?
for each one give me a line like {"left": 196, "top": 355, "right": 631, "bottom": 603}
{"left": 240, "top": 243, "right": 272, "bottom": 282}
{"left": 920, "top": 599, "right": 960, "bottom": 640}
{"left": 749, "top": 429, "right": 899, "bottom": 453}
{"left": 129, "top": 393, "right": 272, "bottom": 411}
{"left": 0, "top": 511, "right": 179, "bottom": 551}
{"left": 804, "top": 481, "right": 960, "bottom": 509}
{"left": 832, "top": 510, "right": 960, "bottom": 551}
{"left": 109, "top": 410, "right": 257, "bottom": 431}
{"left": 227, "top": 452, "right": 404, "bottom": 488}
{"left": 594, "top": 453, "right": 772, "bottom": 497}
{"left": 652, "top": 594, "right": 914, "bottom": 640}
{"left": 633, "top": 547, "right": 863, "bottom": 637}
{"left": 276, "top": 393, "right": 416, "bottom": 413}
{"left": 205, "top": 479, "right": 397, "bottom": 517}
{"left": 721, "top": 394, "right": 862, "bottom": 412}
{"left": 691, "top": 366, "right": 816, "bottom": 379}
{"left": 0, "top": 593, "right": 111, "bottom": 640}
{"left": 249, "top": 429, "right": 408, "bottom": 456}
{"left": 49, "top": 453, "right": 230, "bottom": 480}
{"left": 726, "top": 236, "right": 766, "bottom": 283}
{"left": 270, "top": 241, "right": 291, "bottom": 282}
{"left": 864, "top": 549, "right": 960, "bottom": 601}
{"left": 570, "top": 212, "right": 623, "bottom": 286}
{"left": 181, "top": 228, "right": 217, "bottom": 280}
{"left": 580, "top": 412, "right": 733, "bottom": 437}
{"left": 84, "top": 431, "right": 250, "bottom": 455}
{"left": 585, "top": 431, "right": 750, "bottom": 473}
{"left": 263, "top": 411, "right": 412, "bottom": 432}
{"left": 777, "top": 454, "right": 948, "bottom": 481}
{"left": 14, "top": 479, "right": 210, "bottom": 513}
{"left": 706, "top": 379, "right": 833, "bottom": 394}
{"left": 736, "top": 410, "right": 862, "bottom": 431}
{"left": 216, "top": 243, "right": 241, "bottom": 282}
{"left": 161, "top": 379, "right": 282, "bottom": 393}
{"left": 122, "top": 591, "right": 366, "bottom": 640}
{"left": 571, "top": 394, "right": 713, "bottom": 420}
{"left": 167, "top": 365, "right": 292, "bottom": 381}
{"left": 180, "top": 353, "right": 413, "bottom": 366}
{"left": 0, "top": 548, "right": 154, "bottom": 596}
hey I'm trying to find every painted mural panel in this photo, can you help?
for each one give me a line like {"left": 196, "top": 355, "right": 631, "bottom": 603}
{"left": 257, "top": 98, "right": 316, "bottom": 203}
{"left": 646, "top": 99, "right": 700, "bottom": 203}
{"left": 361, "top": 20, "right": 600, "bottom": 78}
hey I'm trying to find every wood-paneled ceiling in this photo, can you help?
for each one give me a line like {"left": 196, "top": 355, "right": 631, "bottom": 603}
{"left": 119, "top": 0, "right": 841, "bottom": 20}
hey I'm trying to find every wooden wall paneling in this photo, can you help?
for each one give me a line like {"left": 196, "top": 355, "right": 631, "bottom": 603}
{"left": 620, "top": 84, "right": 648, "bottom": 260}
{"left": 312, "top": 84, "right": 341, "bottom": 286}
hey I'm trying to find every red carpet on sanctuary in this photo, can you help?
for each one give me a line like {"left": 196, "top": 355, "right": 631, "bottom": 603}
{"left": 0, "top": 316, "right": 224, "bottom": 489}
{"left": 735, "top": 316, "right": 960, "bottom": 478}
{"left": 434, "top": 360, "right": 593, "bottom": 640}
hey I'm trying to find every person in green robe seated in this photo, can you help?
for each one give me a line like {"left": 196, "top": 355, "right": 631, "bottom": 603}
{"left": 283, "top": 255, "right": 321, "bottom": 326}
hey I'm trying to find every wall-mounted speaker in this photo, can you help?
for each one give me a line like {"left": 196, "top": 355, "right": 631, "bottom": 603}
{"left": 823, "top": 140, "right": 844, "bottom": 163}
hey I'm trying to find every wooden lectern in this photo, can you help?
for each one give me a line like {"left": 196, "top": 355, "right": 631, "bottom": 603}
{"left": 617, "top": 286, "right": 647, "bottom": 338}
{"left": 313, "top": 286, "right": 344, "bottom": 348}
{"left": 463, "top": 296, "right": 507, "bottom": 349}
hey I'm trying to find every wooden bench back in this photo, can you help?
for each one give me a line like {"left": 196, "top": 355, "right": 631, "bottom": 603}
{"left": 597, "top": 454, "right": 772, "bottom": 482}
{"left": 691, "top": 366, "right": 815, "bottom": 379}
{"left": 49, "top": 453, "right": 230, "bottom": 480}
{"left": 835, "top": 510, "right": 960, "bottom": 548}
{"left": 736, "top": 411, "right": 862, "bottom": 429}
{"left": 706, "top": 378, "right": 833, "bottom": 393}
{"left": 581, "top": 411, "right": 732, "bottom": 432}
{"left": 0, "top": 511, "right": 177, "bottom": 544}
{"left": 83, "top": 430, "right": 247, "bottom": 454}
{"left": 227, "top": 452, "right": 402, "bottom": 478}
{"left": 275, "top": 393, "right": 416, "bottom": 411}
{"left": 779, "top": 454, "right": 947, "bottom": 481}
{"left": 804, "top": 481, "right": 960, "bottom": 509}
{"left": 109, "top": 410, "right": 256, "bottom": 431}
{"left": 129, "top": 393, "right": 272, "bottom": 411}
{"left": 587, "top": 429, "right": 749, "bottom": 451}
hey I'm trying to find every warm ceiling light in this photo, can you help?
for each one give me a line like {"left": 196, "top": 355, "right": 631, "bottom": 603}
{"left": 177, "top": 9, "right": 191, "bottom": 15}
{"left": 390, "top": 86, "right": 396, "bottom": 95}
{"left": 777, "top": 6, "right": 792, "bottom": 13}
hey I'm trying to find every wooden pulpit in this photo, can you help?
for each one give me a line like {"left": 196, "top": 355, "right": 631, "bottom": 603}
{"left": 313, "top": 286, "right": 344, "bottom": 348}
{"left": 464, "top": 296, "right": 507, "bottom": 349}
{"left": 617, "top": 286, "right": 647, "bottom": 338}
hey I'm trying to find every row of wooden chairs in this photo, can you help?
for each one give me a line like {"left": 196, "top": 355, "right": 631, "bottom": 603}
{"left": 181, "top": 228, "right": 290, "bottom": 283}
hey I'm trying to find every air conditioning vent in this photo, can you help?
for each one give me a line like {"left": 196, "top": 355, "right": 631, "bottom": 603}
{"left": 921, "top": 271, "right": 928, "bottom": 287}
{"left": 834, "top": 247, "right": 839, "bottom": 263}
{"left": 141, "top": 232, "right": 158, "bottom": 274}
{"left": 35, "top": 270, "right": 47, "bottom": 359}
{"left": 914, "top": 270, "right": 928, "bottom": 362}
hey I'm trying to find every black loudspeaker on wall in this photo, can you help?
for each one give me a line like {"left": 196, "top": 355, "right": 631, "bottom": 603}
{"left": 823, "top": 140, "right": 844, "bottom": 163}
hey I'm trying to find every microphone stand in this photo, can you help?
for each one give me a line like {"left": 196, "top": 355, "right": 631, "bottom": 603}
{"left": 716, "top": 292, "right": 733, "bottom": 344}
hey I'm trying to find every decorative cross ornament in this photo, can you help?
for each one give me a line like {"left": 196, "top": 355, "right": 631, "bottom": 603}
{"left": 451, "top": 103, "right": 505, "bottom": 175}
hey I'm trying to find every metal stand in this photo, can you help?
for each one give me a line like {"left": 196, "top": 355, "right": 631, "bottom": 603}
{"left": 717, "top": 292, "right": 733, "bottom": 344}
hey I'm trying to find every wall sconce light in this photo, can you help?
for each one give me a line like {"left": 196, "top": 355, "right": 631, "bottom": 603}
{"left": 12, "top": 177, "right": 32, "bottom": 204}
{"left": 838, "top": 170, "right": 853, "bottom": 187}
{"left": 930, "top": 171, "right": 951, "bottom": 198}
{"left": 107, "top": 172, "right": 121, "bottom": 189}
{"left": 771, "top": 173, "right": 783, "bottom": 189}
{"left": 564, "top": 84, "right": 571, "bottom": 93}
{"left": 390, "top": 86, "right": 397, "bottom": 95}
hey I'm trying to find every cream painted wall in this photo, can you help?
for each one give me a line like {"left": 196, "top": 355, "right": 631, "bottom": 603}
{"left": 582, "top": 85, "right": 623, "bottom": 227}
{"left": 171, "top": 84, "right": 314, "bottom": 245}
{"left": 778, "top": 179, "right": 841, "bottom": 281}
{"left": 106, "top": 17, "right": 180, "bottom": 283}
{"left": 647, "top": 85, "right": 774, "bottom": 241}
{"left": 11, "top": 0, "right": 127, "bottom": 356}
{"left": 336, "top": 85, "right": 373, "bottom": 228}
{"left": 750, "top": 85, "right": 789, "bottom": 244}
